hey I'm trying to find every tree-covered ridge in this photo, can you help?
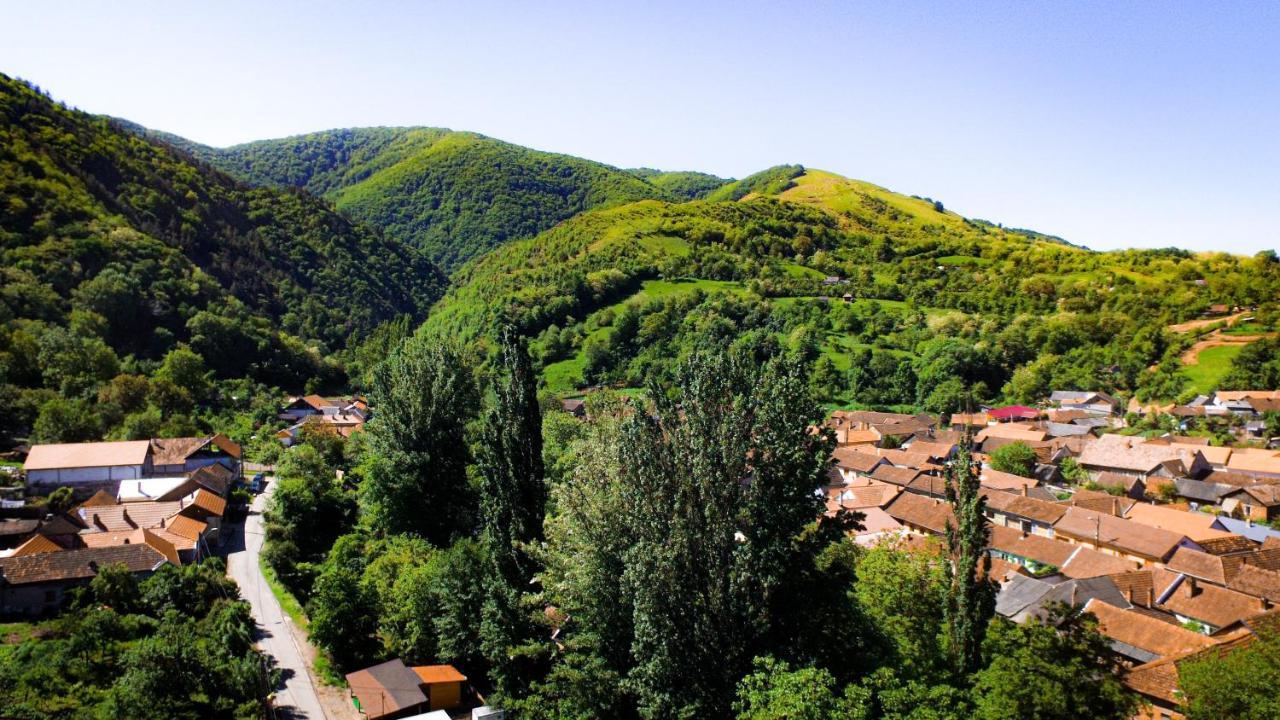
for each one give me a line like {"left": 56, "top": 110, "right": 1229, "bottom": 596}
{"left": 424, "top": 170, "right": 1280, "bottom": 408}
{"left": 166, "top": 126, "right": 675, "bottom": 271}
{"left": 625, "top": 167, "right": 731, "bottom": 200}
{"left": 0, "top": 73, "right": 448, "bottom": 442}
{"left": 0, "top": 74, "right": 445, "bottom": 352}
{"left": 706, "top": 164, "right": 806, "bottom": 202}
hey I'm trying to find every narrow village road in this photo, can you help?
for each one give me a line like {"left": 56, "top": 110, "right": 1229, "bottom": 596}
{"left": 227, "top": 480, "right": 331, "bottom": 720}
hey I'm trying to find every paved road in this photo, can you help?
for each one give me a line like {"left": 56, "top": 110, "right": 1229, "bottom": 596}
{"left": 227, "top": 480, "right": 330, "bottom": 720}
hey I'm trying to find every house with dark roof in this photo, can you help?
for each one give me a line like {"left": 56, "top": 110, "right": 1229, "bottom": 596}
{"left": 345, "top": 658, "right": 469, "bottom": 719}
{"left": 0, "top": 543, "right": 172, "bottom": 616}
{"left": 994, "top": 574, "right": 1128, "bottom": 623}
{"left": 1220, "top": 484, "right": 1280, "bottom": 523}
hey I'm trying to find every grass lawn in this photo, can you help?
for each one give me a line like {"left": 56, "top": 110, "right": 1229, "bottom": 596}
{"left": 1183, "top": 344, "right": 1246, "bottom": 394}
{"left": 636, "top": 234, "right": 690, "bottom": 257}
{"left": 936, "top": 255, "right": 992, "bottom": 267}
{"left": 0, "top": 619, "right": 55, "bottom": 645}
{"left": 634, "top": 278, "right": 746, "bottom": 300}
{"left": 1223, "top": 322, "right": 1270, "bottom": 336}
{"left": 782, "top": 262, "right": 826, "bottom": 279}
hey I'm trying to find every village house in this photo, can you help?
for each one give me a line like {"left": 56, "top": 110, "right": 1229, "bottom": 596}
{"left": 994, "top": 574, "right": 1128, "bottom": 624}
{"left": 0, "top": 542, "right": 174, "bottom": 616}
{"left": 1091, "top": 471, "right": 1147, "bottom": 500}
{"left": 277, "top": 412, "right": 367, "bottom": 447}
{"left": 1223, "top": 447, "right": 1280, "bottom": 479}
{"left": 987, "top": 405, "right": 1041, "bottom": 423}
{"left": 1049, "top": 390, "right": 1121, "bottom": 416}
{"left": 1082, "top": 598, "right": 1215, "bottom": 665}
{"left": 1075, "top": 434, "right": 1211, "bottom": 482}
{"left": 978, "top": 469, "right": 1039, "bottom": 493}
{"left": 560, "top": 398, "right": 586, "bottom": 418}
{"left": 74, "top": 488, "right": 226, "bottom": 563}
{"left": 1123, "top": 612, "right": 1280, "bottom": 720}
{"left": 279, "top": 394, "right": 369, "bottom": 421}
{"left": 829, "top": 447, "right": 888, "bottom": 483}
{"left": 1058, "top": 545, "right": 1140, "bottom": 578}
{"left": 24, "top": 435, "right": 241, "bottom": 496}
{"left": 980, "top": 489, "right": 1066, "bottom": 537}
{"left": 883, "top": 492, "right": 954, "bottom": 536}
{"left": 1220, "top": 484, "right": 1280, "bottom": 522}
{"left": 974, "top": 423, "right": 1048, "bottom": 446}
{"left": 1053, "top": 506, "right": 1198, "bottom": 564}
{"left": 987, "top": 525, "right": 1075, "bottom": 575}
{"left": 1209, "top": 390, "right": 1280, "bottom": 416}
{"left": 1122, "top": 504, "right": 1238, "bottom": 544}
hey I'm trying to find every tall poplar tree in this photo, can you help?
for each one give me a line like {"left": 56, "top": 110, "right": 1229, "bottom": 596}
{"left": 477, "top": 328, "right": 548, "bottom": 697}
{"left": 943, "top": 442, "right": 995, "bottom": 678}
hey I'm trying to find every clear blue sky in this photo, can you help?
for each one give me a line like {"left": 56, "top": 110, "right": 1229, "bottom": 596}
{"left": 5, "top": 1, "right": 1278, "bottom": 253}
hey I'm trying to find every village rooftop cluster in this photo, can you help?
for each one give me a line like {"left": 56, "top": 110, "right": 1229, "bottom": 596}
{"left": 806, "top": 389, "right": 1280, "bottom": 720}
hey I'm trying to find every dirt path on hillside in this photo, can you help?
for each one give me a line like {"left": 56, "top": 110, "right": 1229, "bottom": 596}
{"left": 1168, "top": 311, "right": 1249, "bottom": 334}
{"left": 1181, "top": 331, "right": 1266, "bottom": 365}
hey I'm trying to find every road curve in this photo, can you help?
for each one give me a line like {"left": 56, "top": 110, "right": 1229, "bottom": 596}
{"left": 227, "top": 480, "right": 330, "bottom": 720}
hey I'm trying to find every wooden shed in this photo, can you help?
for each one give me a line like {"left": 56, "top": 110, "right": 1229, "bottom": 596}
{"left": 411, "top": 664, "right": 468, "bottom": 711}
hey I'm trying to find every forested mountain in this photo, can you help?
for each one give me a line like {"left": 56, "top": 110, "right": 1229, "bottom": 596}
{"left": 157, "top": 127, "right": 676, "bottom": 271}
{"left": 0, "top": 74, "right": 445, "bottom": 441}
{"left": 424, "top": 167, "right": 1280, "bottom": 409}
{"left": 625, "top": 167, "right": 731, "bottom": 200}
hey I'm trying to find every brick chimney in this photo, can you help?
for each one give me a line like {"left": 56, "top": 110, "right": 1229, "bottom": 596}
{"left": 1021, "top": 485, "right": 1029, "bottom": 497}
{"left": 1186, "top": 577, "right": 1200, "bottom": 597}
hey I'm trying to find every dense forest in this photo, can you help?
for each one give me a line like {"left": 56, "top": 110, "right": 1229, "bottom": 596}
{"left": 148, "top": 126, "right": 686, "bottom": 271}
{"left": 0, "top": 74, "right": 445, "bottom": 444}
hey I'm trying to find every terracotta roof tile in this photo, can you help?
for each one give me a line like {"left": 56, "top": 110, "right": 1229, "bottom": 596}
{"left": 10, "top": 534, "right": 64, "bottom": 557}
{"left": 1064, "top": 489, "right": 1136, "bottom": 516}
{"left": 1124, "top": 504, "right": 1237, "bottom": 542}
{"left": 0, "top": 544, "right": 168, "bottom": 585}
{"left": 1228, "top": 564, "right": 1280, "bottom": 603}
{"left": 869, "top": 464, "right": 921, "bottom": 487}
{"left": 981, "top": 489, "right": 1068, "bottom": 525}
{"left": 1197, "top": 534, "right": 1259, "bottom": 555}
{"left": 979, "top": 469, "right": 1038, "bottom": 492}
{"left": 988, "top": 525, "right": 1076, "bottom": 567}
{"left": 1159, "top": 577, "right": 1269, "bottom": 629}
{"left": 884, "top": 492, "right": 955, "bottom": 534}
{"left": 1059, "top": 546, "right": 1140, "bottom": 578}
{"left": 831, "top": 447, "right": 884, "bottom": 473}
{"left": 1054, "top": 506, "right": 1187, "bottom": 561}
{"left": 1085, "top": 598, "right": 1216, "bottom": 658}
{"left": 411, "top": 664, "right": 467, "bottom": 684}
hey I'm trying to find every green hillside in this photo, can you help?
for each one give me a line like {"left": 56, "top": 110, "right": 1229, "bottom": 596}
{"left": 425, "top": 169, "right": 1280, "bottom": 407}
{"left": 0, "top": 74, "right": 446, "bottom": 439}
{"left": 626, "top": 167, "right": 730, "bottom": 199}
{"left": 165, "top": 127, "right": 674, "bottom": 271}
